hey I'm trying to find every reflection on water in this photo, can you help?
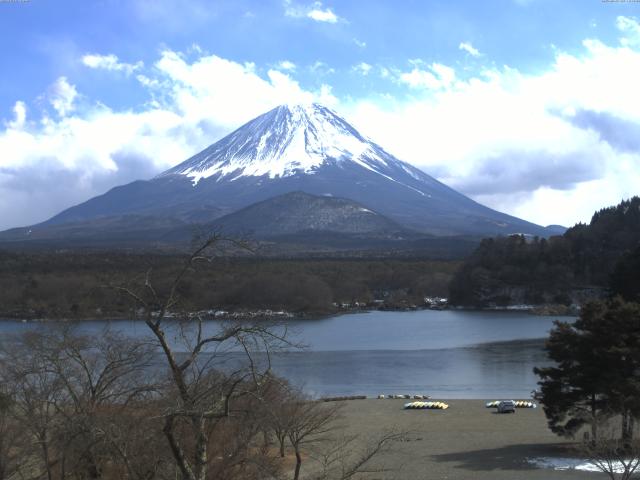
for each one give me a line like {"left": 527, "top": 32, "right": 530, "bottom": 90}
{"left": 284, "top": 309, "right": 559, "bottom": 351}
{"left": 0, "top": 309, "right": 563, "bottom": 399}
{"left": 270, "top": 339, "right": 551, "bottom": 399}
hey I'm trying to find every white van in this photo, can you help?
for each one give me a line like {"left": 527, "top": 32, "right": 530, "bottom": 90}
{"left": 497, "top": 400, "right": 516, "bottom": 413}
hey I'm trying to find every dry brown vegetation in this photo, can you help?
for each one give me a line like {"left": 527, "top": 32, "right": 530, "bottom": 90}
{"left": 0, "top": 250, "right": 458, "bottom": 319}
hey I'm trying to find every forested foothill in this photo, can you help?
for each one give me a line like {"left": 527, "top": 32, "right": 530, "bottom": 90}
{"left": 0, "top": 250, "right": 458, "bottom": 320}
{"left": 449, "top": 197, "right": 640, "bottom": 308}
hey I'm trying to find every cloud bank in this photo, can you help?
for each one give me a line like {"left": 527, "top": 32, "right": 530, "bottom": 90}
{"left": 345, "top": 18, "right": 640, "bottom": 227}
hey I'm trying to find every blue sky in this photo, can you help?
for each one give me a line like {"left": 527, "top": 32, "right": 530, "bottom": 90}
{"left": 1, "top": 0, "right": 640, "bottom": 229}
{"left": 0, "top": 0, "right": 629, "bottom": 111}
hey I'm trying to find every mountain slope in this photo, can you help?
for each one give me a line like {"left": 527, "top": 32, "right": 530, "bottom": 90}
{"left": 6, "top": 103, "right": 550, "bottom": 241}
{"left": 0, "top": 214, "right": 188, "bottom": 247}
{"left": 208, "top": 191, "right": 411, "bottom": 238}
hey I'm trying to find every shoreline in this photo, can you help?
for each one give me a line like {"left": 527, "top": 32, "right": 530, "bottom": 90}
{"left": 0, "top": 302, "right": 575, "bottom": 323}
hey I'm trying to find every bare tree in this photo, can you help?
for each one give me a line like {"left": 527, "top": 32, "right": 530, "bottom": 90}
{"left": 581, "top": 420, "right": 640, "bottom": 480}
{"left": 43, "top": 327, "right": 157, "bottom": 479}
{"left": 0, "top": 388, "right": 25, "bottom": 480}
{"left": 285, "top": 397, "right": 342, "bottom": 480}
{"left": 259, "top": 375, "right": 296, "bottom": 458}
{"left": 1, "top": 331, "right": 67, "bottom": 480}
{"left": 309, "top": 431, "right": 404, "bottom": 480}
{"left": 99, "top": 401, "right": 171, "bottom": 480}
{"left": 114, "top": 234, "right": 293, "bottom": 480}
{"left": 0, "top": 326, "right": 159, "bottom": 480}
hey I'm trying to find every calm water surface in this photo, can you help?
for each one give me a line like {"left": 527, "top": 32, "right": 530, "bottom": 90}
{"left": 0, "top": 310, "right": 565, "bottom": 399}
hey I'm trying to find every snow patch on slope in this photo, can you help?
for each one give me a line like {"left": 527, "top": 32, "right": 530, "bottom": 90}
{"left": 161, "top": 104, "right": 421, "bottom": 191}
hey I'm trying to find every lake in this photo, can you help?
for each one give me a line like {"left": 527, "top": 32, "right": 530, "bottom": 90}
{"left": 0, "top": 309, "right": 564, "bottom": 399}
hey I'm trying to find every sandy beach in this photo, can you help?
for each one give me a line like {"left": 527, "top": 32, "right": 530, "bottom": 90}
{"left": 326, "top": 399, "right": 604, "bottom": 479}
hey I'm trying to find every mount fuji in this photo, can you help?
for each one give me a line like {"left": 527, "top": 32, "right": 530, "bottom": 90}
{"left": 0, "top": 103, "right": 559, "bottom": 249}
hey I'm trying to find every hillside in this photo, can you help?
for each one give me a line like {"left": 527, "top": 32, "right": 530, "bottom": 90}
{"left": 449, "top": 197, "right": 640, "bottom": 307}
{"left": 209, "top": 191, "right": 410, "bottom": 238}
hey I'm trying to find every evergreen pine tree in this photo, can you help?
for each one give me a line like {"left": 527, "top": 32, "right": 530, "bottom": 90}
{"left": 535, "top": 299, "right": 640, "bottom": 442}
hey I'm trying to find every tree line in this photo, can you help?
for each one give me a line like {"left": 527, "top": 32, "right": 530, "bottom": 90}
{"left": 0, "top": 251, "right": 458, "bottom": 320}
{"left": 449, "top": 196, "right": 640, "bottom": 307}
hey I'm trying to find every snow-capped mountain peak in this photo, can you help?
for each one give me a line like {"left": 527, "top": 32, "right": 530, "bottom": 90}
{"left": 160, "top": 103, "right": 412, "bottom": 184}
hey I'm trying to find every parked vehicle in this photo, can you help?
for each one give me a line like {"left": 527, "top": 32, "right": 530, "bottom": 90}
{"left": 497, "top": 400, "right": 516, "bottom": 413}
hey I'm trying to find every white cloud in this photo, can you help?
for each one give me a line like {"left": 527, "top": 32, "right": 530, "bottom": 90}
{"left": 344, "top": 29, "right": 640, "bottom": 227}
{"left": 399, "top": 69, "right": 439, "bottom": 89}
{"left": 617, "top": 16, "right": 640, "bottom": 47}
{"left": 315, "top": 84, "right": 339, "bottom": 107}
{"left": 309, "top": 60, "right": 335, "bottom": 75}
{"left": 6, "top": 101, "right": 26, "bottom": 129}
{"left": 430, "top": 63, "right": 456, "bottom": 86}
{"left": 352, "top": 62, "right": 372, "bottom": 76}
{"left": 283, "top": 0, "right": 343, "bottom": 23}
{"left": 277, "top": 60, "right": 297, "bottom": 71}
{"left": 283, "top": 0, "right": 303, "bottom": 18}
{"left": 307, "top": 6, "right": 338, "bottom": 23}
{"left": 49, "top": 77, "right": 78, "bottom": 117}
{"left": 151, "top": 50, "right": 330, "bottom": 126}
{"left": 135, "top": 74, "right": 160, "bottom": 88}
{"left": 379, "top": 66, "right": 391, "bottom": 78}
{"left": 353, "top": 38, "right": 366, "bottom": 48}
{"left": 459, "top": 41, "right": 481, "bottom": 57}
{"left": 399, "top": 62, "right": 456, "bottom": 90}
{"left": 82, "top": 53, "right": 143, "bottom": 75}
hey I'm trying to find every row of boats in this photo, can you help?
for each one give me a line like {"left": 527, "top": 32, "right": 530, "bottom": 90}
{"left": 401, "top": 400, "right": 538, "bottom": 410}
{"left": 377, "top": 394, "right": 538, "bottom": 410}
{"left": 377, "top": 394, "right": 431, "bottom": 400}
{"left": 485, "top": 400, "right": 537, "bottom": 408}
{"left": 403, "top": 401, "right": 449, "bottom": 410}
